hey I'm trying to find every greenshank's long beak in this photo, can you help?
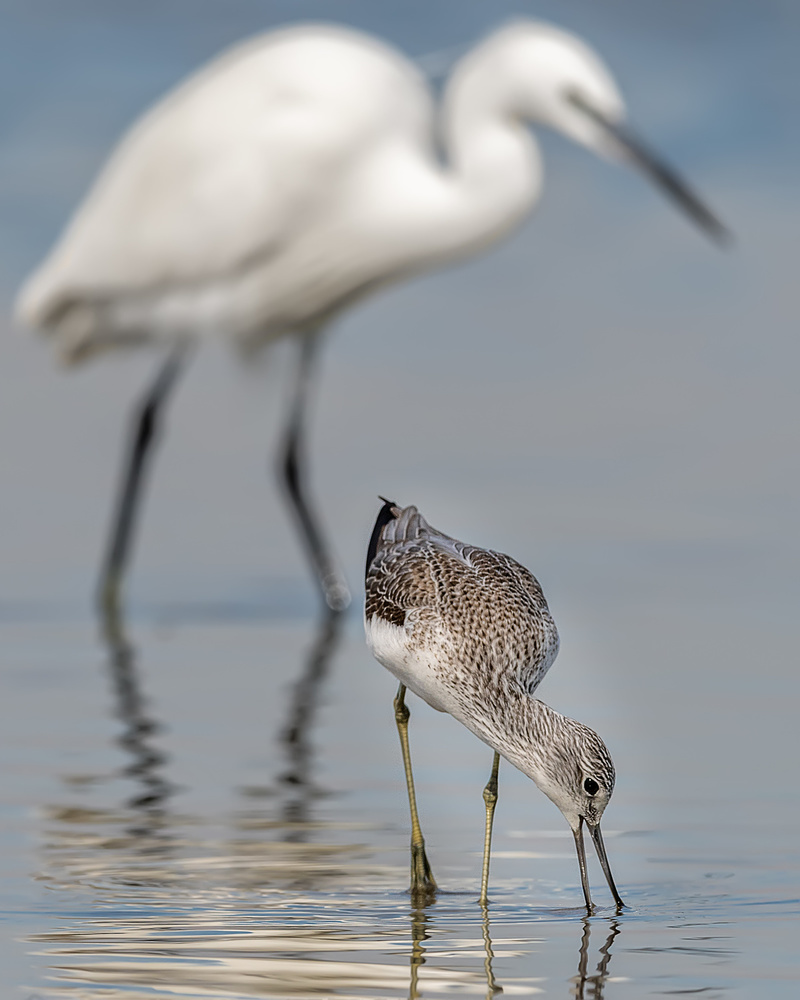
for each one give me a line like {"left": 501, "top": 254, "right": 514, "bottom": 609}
{"left": 572, "top": 816, "right": 625, "bottom": 911}
{"left": 588, "top": 821, "right": 625, "bottom": 909}
{"left": 568, "top": 91, "right": 731, "bottom": 247}
{"left": 572, "top": 818, "right": 595, "bottom": 911}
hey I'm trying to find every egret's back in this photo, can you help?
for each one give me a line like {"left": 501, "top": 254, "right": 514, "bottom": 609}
{"left": 16, "top": 25, "right": 432, "bottom": 361}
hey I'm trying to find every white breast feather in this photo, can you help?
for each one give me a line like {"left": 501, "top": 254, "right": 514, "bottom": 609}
{"left": 364, "top": 614, "right": 456, "bottom": 714}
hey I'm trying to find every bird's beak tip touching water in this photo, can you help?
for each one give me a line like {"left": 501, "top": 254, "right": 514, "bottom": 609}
{"left": 567, "top": 90, "right": 732, "bottom": 249}
{"left": 572, "top": 815, "right": 625, "bottom": 912}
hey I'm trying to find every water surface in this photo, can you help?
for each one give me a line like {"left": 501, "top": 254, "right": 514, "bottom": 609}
{"left": 2, "top": 2, "right": 799, "bottom": 996}
{"left": 1, "top": 602, "right": 797, "bottom": 998}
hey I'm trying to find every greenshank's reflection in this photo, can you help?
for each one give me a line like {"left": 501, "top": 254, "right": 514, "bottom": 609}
{"left": 571, "top": 918, "right": 621, "bottom": 999}
{"left": 408, "top": 905, "right": 431, "bottom": 1000}
{"left": 27, "top": 891, "right": 622, "bottom": 997}
{"left": 480, "top": 904, "right": 502, "bottom": 998}
{"left": 407, "top": 904, "right": 621, "bottom": 999}
{"left": 408, "top": 902, "right": 501, "bottom": 999}
{"left": 28, "top": 905, "right": 507, "bottom": 996}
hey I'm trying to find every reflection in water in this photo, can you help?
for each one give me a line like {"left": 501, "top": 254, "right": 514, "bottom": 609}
{"left": 225, "top": 608, "right": 359, "bottom": 895}
{"left": 572, "top": 918, "right": 621, "bottom": 1000}
{"left": 39, "top": 605, "right": 177, "bottom": 889}
{"left": 408, "top": 902, "right": 503, "bottom": 1000}
{"left": 480, "top": 904, "right": 503, "bottom": 998}
{"left": 100, "top": 605, "right": 174, "bottom": 842}
{"left": 31, "top": 611, "right": 630, "bottom": 998}
{"left": 40, "top": 605, "right": 378, "bottom": 897}
{"left": 29, "top": 901, "right": 533, "bottom": 998}
{"left": 277, "top": 607, "right": 343, "bottom": 832}
{"left": 407, "top": 905, "right": 430, "bottom": 999}
{"left": 413, "top": 905, "right": 621, "bottom": 1000}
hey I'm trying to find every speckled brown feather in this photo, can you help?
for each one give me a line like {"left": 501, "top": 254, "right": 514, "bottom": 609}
{"left": 365, "top": 505, "right": 560, "bottom": 701}
{"left": 363, "top": 500, "right": 620, "bottom": 906}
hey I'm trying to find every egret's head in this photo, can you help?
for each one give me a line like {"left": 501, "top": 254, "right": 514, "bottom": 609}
{"left": 524, "top": 706, "right": 624, "bottom": 910}
{"left": 490, "top": 22, "right": 625, "bottom": 158}
{"left": 482, "top": 20, "right": 729, "bottom": 245}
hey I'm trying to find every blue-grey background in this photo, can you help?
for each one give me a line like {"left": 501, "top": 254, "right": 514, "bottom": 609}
{"left": 0, "top": 1, "right": 798, "bottom": 997}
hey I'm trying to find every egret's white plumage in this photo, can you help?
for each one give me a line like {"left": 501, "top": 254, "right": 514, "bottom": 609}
{"left": 17, "top": 20, "right": 699, "bottom": 361}
{"left": 15, "top": 20, "right": 726, "bottom": 612}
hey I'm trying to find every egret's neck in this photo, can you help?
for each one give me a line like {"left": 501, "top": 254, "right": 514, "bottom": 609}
{"left": 434, "top": 45, "right": 543, "bottom": 253}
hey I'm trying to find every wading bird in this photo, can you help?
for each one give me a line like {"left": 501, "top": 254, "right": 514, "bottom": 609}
{"left": 365, "top": 499, "right": 624, "bottom": 911}
{"left": 16, "top": 21, "right": 728, "bottom": 616}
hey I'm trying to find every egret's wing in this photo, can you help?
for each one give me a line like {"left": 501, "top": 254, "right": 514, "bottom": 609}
{"left": 18, "top": 27, "right": 426, "bottom": 328}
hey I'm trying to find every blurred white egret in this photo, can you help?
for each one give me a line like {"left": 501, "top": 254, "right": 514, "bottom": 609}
{"left": 16, "top": 21, "right": 728, "bottom": 616}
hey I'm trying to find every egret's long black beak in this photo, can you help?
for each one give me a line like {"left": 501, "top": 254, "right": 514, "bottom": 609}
{"left": 568, "top": 91, "right": 731, "bottom": 247}
{"left": 572, "top": 816, "right": 625, "bottom": 912}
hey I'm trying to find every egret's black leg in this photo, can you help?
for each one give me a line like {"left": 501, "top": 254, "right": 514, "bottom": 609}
{"left": 394, "top": 683, "right": 437, "bottom": 902}
{"left": 278, "top": 328, "right": 350, "bottom": 612}
{"left": 97, "top": 346, "right": 189, "bottom": 619}
{"left": 479, "top": 751, "right": 501, "bottom": 905}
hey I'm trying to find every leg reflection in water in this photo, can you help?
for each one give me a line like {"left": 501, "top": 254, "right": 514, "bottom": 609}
{"left": 277, "top": 607, "right": 344, "bottom": 835}
{"left": 480, "top": 903, "right": 502, "bottom": 998}
{"left": 101, "top": 604, "right": 174, "bottom": 846}
{"left": 407, "top": 903, "right": 502, "bottom": 1000}
{"left": 406, "top": 905, "right": 620, "bottom": 999}
{"left": 408, "top": 905, "right": 431, "bottom": 1000}
{"left": 572, "top": 918, "right": 621, "bottom": 1000}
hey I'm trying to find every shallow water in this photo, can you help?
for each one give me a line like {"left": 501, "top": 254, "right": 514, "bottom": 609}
{"left": 2, "top": 603, "right": 797, "bottom": 999}
{"left": 3, "top": 3, "right": 800, "bottom": 996}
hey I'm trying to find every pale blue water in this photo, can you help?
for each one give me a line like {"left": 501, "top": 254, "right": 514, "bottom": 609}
{"left": 2, "top": 1, "right": 799, "bottom": 996}
{"left": 1, "top": 604, "right": 797, "bottom": 997}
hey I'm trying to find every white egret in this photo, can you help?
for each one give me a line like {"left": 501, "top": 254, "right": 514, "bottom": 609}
{"left": 16, "top": 21, "right": 728, "bottom": 616}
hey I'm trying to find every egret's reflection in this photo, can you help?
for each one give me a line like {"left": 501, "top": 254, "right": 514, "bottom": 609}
{"left": 100, "top": 605, "right": 174, "bottom": 846}
{"left": 38, "top": 606, "right": 176, "bottom": 891}
{"left": 276, "top": 607, "right": 344, "bottom": 835}
{"left": 572, "top": 917, "right": 621, "bottom": 999}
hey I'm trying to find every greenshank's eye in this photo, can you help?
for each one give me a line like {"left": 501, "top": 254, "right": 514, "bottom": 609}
{"left": 583, "top": 777, "right": 600, "bottom": 796}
